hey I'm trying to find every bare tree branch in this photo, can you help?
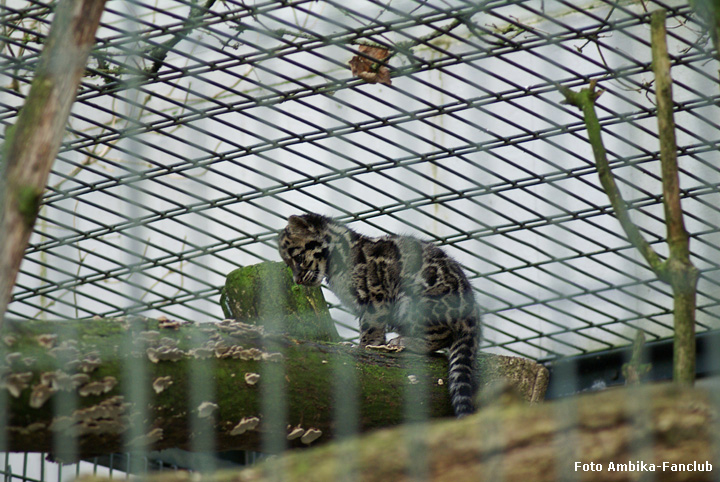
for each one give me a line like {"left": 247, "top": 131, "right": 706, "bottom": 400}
{"left": 560, "top": 81, "right": 666, "bottom": 279}
{"left": 559, "top": 9, "right": 699, "bottom": 385}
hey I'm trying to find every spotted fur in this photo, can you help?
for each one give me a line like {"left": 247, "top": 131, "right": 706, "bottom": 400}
{"left": 278, "top": 213, "right": 481, "bottom": 417}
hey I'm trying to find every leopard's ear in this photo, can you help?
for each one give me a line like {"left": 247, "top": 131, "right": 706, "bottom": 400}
{"left": 287, "top": 215, "right": 312, "bottom": 235}
{"left": 288, "top": 213, "right": 329, "bottom": 236}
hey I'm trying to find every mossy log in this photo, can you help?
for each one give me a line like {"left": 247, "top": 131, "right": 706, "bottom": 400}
{"left": 126, "top": 384, "right": 716, "bottom": 482}
{"left": 220, "top": 262, "right": 339, "bottom": 342}
{"left": 0, "top": 317, "right": 547, "bottom": 460}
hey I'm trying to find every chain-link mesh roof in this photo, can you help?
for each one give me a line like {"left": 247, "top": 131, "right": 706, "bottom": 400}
{"left": 1, "top": 0, "right": 719, "bottom": 360}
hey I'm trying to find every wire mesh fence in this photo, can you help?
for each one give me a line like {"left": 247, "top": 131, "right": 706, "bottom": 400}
{"left": 1, "top": 0, "right": 720, "bottom": 478}
{"left": 2, "top": 0, "right": 719, "bottom": 360}
{"left": 0, "top": 452, "right": 188, "bottom": 481}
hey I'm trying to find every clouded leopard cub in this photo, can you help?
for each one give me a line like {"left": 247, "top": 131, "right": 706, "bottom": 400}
{"left": 278, "top": 213, "right": 481, "bottom": 417}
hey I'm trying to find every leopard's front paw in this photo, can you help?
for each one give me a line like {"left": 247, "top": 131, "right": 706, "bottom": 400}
{"left": 365, "top": 341, "right": 405, "bottom": 353}
{"left": 387, "top": 336, "right": 430, "bottom": 354}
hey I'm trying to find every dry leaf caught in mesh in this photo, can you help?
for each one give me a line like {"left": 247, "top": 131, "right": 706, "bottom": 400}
{"left": 349, "top": 44, "right": 392, "bottom": 86}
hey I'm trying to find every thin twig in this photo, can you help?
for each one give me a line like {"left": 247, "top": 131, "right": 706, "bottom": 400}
{"left": 388, "top": 16, "right": 466, "bottom": 64}
{"left": 145, "top": 0, "right": 218, "bottom": 74}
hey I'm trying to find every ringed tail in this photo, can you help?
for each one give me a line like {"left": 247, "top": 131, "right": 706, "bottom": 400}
{"left": 447, "top": 330, "right": 478, "bottom": 417}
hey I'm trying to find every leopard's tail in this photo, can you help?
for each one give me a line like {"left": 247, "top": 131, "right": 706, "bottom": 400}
{"left": 448, "top": 320, "right": 479, "bottom": 418}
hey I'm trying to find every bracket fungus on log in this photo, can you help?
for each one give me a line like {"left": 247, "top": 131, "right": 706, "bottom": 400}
{"left": 0, "top": 316, "right": 547, "bottom": 459}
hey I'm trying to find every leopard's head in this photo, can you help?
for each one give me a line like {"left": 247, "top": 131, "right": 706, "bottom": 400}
{"left": 278, "top": 214, "right": 330, "bottom": 287}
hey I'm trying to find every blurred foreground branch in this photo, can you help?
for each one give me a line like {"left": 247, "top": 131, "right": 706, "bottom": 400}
{"left": 83, "top": 383, "right": 716, "bottom": 481}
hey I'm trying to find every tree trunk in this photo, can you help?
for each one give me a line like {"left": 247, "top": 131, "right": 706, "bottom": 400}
{"left": 0, "top": 317, "right": 548, "bottom": 460}
{"left": 0, "top": 0, "right": 107, "bottom": 327}
{"left": 650, "top": 10, "right": 699, "bottom": 385}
